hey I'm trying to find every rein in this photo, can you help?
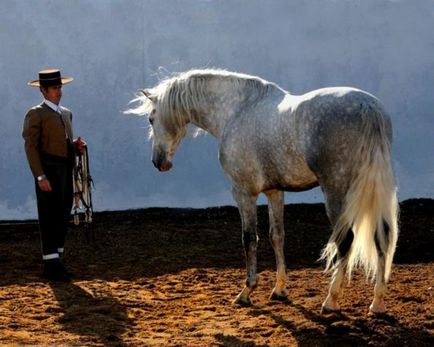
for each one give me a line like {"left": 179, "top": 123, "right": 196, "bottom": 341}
{"left": 73, "top": 146, "right": 94, "bottom": 230}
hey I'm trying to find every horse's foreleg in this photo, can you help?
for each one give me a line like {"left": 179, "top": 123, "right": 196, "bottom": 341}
{"left": 265, "top": 190, "right": 288, "bottom": 301}
{"left": 232, "top": 188, "right": 258, "bottom": 306}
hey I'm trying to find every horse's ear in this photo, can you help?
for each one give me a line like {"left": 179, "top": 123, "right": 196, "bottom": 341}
{"left": 140, "top": 89, "right": 154, "bottom": 101}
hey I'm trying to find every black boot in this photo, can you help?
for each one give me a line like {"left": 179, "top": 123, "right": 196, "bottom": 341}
{"left": 58, "top": 262, "right": 75, "bottom": 278}
{"left": 42, "top": 259, "right": 71, "bottom": 282}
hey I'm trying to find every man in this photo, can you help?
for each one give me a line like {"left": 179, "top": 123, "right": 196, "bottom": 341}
{"left": 23, "top": 69, "right": 85, "bottom": 281}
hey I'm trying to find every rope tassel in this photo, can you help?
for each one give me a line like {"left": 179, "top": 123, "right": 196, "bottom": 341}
{"left": 73, "top": 146, "right": 94, "bottom": 232}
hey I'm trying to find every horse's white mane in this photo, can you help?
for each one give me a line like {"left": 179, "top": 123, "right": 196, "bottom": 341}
{"left": 126, "top": 69, "right": 279, "bottom": 133}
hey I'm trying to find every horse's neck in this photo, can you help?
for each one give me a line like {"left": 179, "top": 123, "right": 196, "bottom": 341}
{"left": 188, "top": 80, "right": 265, "bottom": 138}
{"left": 189, "top": 99, "right": 236, "bottom": 139}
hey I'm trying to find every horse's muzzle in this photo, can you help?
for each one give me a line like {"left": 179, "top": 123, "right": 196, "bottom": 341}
{"left": 152, "top": 159, "right": 173, "bottom": 172}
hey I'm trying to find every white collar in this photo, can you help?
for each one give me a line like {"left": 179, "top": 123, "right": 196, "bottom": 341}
{"left": 44, "top": 99, "right": 61, "bottom": 113}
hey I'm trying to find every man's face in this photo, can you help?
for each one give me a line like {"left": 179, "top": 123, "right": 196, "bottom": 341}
{"left": 40, "top": 85, "right": 62, "bottom": 105}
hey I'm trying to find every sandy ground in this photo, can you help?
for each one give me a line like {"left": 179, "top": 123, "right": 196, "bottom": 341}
{"left": 0, "top": 199, "right": 432, "bottom": 346}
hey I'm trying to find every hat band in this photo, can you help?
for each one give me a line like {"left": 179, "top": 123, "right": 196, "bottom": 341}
{"left": 40, "top": 77, "right": 63, "bottom": 81}
{"left": 40, "top": 77, "right": 62, "bottom": 88}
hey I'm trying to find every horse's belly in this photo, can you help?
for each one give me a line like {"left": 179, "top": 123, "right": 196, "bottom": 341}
{"left": 267, "top": 163, "right": 318, "bottom": 192}
{"left": 220, "top": 157, "right": 316, "bottom": 194}
{"left": 220, "top": 137, "right": 319, "bottom": 193}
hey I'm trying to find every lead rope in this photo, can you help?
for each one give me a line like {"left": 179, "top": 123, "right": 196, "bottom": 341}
{"left": 73, "top": 146, "right": 94, "bottom": 241}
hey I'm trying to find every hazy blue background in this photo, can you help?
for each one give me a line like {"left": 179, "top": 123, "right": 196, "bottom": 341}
{"left": 1, "top": 0, "right": 433, "bottom": 220}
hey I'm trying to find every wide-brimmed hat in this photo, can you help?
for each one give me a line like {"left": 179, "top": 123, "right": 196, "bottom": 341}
{"left": 28, "top": 69, "right": 73, "bottom": 88}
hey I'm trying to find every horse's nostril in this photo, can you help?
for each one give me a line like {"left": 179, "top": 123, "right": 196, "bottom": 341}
{"left": 161, "top": 161, "right": 173, "bottom": 171}
{"left": 152, "top": 159, "right": 158, "bottom": 168}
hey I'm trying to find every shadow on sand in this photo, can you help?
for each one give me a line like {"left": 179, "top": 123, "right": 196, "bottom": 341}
{"left": 50, "top": 281, "right": 130, "bottom": 346}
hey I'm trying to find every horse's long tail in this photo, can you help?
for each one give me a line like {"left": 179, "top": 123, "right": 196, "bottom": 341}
{"left": 321, "top": 104, "right": 399, "bottom": 282}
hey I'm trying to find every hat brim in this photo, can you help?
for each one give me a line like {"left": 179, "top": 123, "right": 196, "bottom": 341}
{"left": 27, "top": 77, "right": 74, "bottom": 87}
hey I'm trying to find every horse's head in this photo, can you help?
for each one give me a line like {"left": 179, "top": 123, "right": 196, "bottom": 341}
{"left": 127, "top": 73, "right": 211, "bottom": 171}
{"left": 142, "top": 89, "right": 187, "bottom": 172}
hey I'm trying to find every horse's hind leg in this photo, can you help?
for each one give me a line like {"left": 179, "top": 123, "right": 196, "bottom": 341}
{"left": 265, "top": 190, "right": 288, "bottom": 301}
{"left": 321, "top": 190, "right": 352, "bottom": 313}
{"left": 232, "top": 187, "right": 259, "bottom": 305}
{"left": 370, "top": 253, "right": 387, "bottom": 313}
{"left": 321, "top": 229, "right": 353, "bottom": 313}
{"left": 370, "top": 223, "right": 390, "bottom": 313}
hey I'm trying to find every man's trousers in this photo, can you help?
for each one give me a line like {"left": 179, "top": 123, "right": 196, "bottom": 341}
{"left": 35, "top": 156, "right": 73, "bottom": 260}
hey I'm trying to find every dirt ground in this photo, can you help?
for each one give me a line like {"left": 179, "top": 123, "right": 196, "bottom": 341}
{"left": 0, "top": 198, "right": 432, "bottom": 346}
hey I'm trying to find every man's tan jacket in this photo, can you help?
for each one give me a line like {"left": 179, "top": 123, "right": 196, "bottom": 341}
{"left": 23, "top": 102, "right": 74, "bottom": 178}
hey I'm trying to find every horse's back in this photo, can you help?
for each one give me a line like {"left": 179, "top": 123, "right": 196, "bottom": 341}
{"left": 219, "top": 86, "right": 391, "bottom": 194}
{"left": 294, "top": 87, "right": 391, "bottom": 151}
{"left": 293, "top": 87, "right": 392, "bottom": 188}
{"left": 219, "top": 91, "right": 318, "bottom": 193}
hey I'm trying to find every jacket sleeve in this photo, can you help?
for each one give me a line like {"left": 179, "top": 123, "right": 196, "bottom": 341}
{"left": 22, "top": 109, "right": 44, "bottom": 178}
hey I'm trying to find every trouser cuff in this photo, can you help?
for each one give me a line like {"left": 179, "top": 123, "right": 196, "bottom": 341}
{"left": 42, "top": 253, "right": 60, "bottom": 260}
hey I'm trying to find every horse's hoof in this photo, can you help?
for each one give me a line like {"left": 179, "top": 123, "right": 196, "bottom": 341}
{"left": 233, "top": 298, "right": 252, "bottom": 306}
{"left": 233, "top": 294, "right": 252, "bottom": 306}
{"left": 269, "top": 292, "right": 288, "bottom": 302}
{"left": 321, "top": 303, "right": 340, "bottom": 314}
{"left": 369, "top": 303, "right": 386, "bottom": 315}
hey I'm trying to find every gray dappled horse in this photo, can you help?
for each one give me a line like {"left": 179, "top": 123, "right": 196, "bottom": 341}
{"left": 127, "top": 69, "right": 398, "bottom": 314}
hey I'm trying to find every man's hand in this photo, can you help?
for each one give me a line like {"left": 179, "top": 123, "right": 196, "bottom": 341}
{"left": 38, "top": 178, "right": 52, "bottom": 192}
{"left": 74, "top": 136, "right": 87, "bottom": 155}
